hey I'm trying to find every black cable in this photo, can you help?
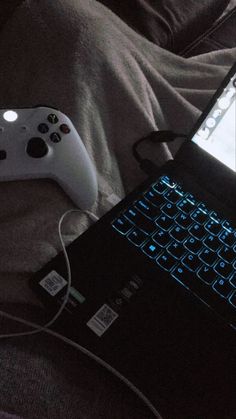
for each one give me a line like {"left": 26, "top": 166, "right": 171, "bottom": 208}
{"left": 132, "top": 130, "right": 187, "bottom": 176}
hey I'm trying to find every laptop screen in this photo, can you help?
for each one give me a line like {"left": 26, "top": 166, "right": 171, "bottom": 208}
{"left": 192, "top": 74, "right": 236, "bottom": 172}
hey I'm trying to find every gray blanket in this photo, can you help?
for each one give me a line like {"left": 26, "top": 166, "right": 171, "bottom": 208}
{"left": 0, "top": 0, "right": 235, "bottom": 417}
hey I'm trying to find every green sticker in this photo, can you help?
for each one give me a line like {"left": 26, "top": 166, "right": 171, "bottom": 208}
{"left": 70, "top": 286, "right": 85, "bottom": 304}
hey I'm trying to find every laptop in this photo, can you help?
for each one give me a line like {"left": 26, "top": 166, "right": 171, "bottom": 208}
{"left": 30, "top": 63, "right": 236, "bottom": 419}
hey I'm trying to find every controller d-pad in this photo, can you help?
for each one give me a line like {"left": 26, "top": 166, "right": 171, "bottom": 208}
{"left": 26, "top": 137, "right": 48, "bottom": 158}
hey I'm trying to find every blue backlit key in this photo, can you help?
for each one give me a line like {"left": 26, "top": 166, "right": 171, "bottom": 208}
{"left": 205, "top": 219, "right": 222, "bottom": 236}
{"left": 157, "top": 251, "right": 177, "bottom": 271}
{"left": 127, "top": 228, "right": 147, "bottom": 246}
{"left": 144, "top": 188, "right": 165, "bottom": 207}
{"left": 165, "top": 189, "right": 181, "bottom": 204}
{"left": 199, "top": 248, "right": 217, "bottom": 266}
{"left": 170, "top": 225, "right": 188, "bottom": 242}
{"left": 152, "top": 180, "right": 168, "bottom": 194}
{"left": 124, "top": 207, "right": 156, "bottom": 234}
{"left": 175, "top": 212, "right": 192, "bottom": 229}
{"left": 203, "top": 234, "right": 221, "bottom": 251}
{"left": 191, "top": 208, "right": 208, "bottom": 224}
{"left": 177, "top": 198, "right": 195, "bottom": 214}
{"left": 135, "top": 198, "right": 160, "bottom": 219}
{"left": 153, "top": 230, "right": 171, "bottom": 247}
{"left": 183, "top": 236, "right": 202, "bottom": 254}
{"left": 161, "top": 202, "right": 179, "bottom": 218}
{"left": 171, "top": 264, "right": 191, "bottom": 289}
{"left": 167, "top": 242, "right": 186, "bottom": 259}
{"left": 212, "top": 278, "right": 235, "bottom": 298}
{"left": 112, "top": 215, "right": 133, "bottom": 235}
{"left": 189, "top": 223, "right": 206, "bottom": 240}
{"left": 214, "top": 259, "right": 232, "bottom": 279}
{"left": 182, "top": 253, "right": 201, "bottom": 272}
{"left": 197, "top": 265, "right": 217, "bottom": 285}
{"left": 229, "top": 291, "right": 236, "bottom": 308}
{"left": 142, "top": 240, "right": 162, "bottom": 259}
{"left": 219, "top": 230, "right": 235, "bottom": 247}
{"left": 155, "top": 214, "right": 173, "bottom": 230}
{"left": 218, "top": 246, "right": 236, "bottom": 264}
{"left": 229, "top": 274, "right": 236, "bottom": 287}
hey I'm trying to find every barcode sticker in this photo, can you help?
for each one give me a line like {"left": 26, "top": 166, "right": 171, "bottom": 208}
{"left": 87, "top": 304, "right": 118, "bottom": 337}
{"left": 39, "top": 270, "right": 67, "bottom": 296}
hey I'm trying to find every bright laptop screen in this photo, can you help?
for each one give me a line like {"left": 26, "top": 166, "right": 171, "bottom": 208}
{"left": 192, "top": 74, "right": 236, "bottom": 172}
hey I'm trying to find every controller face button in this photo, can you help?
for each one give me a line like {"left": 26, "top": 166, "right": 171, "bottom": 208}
{"left": 50, "top": 132, "right": 61, "bottom": 143}
{"left": 26, "top": 137, "right": 48, "bottom": 158}
{"left": 38, "top": 123, "right": 49, "bottom": 134}
{"left": 0, "top": 150, "right": 6, "bottom": 160}
{"left": 47, "top": 114, "right": 59, "bottom": 124}
{"left": 60, "top": 124, "right": 71, "bottom": 134}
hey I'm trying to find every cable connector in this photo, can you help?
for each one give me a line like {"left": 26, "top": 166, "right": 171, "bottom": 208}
{"left": 132, "top": 130, "right": 187, "bottom": 176}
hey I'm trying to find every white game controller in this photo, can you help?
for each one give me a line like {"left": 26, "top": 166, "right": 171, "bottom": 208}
{"left": 0, "top": 106, "right": 98, "bottom": 209}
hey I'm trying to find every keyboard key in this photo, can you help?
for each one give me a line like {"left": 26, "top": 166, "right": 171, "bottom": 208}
{"left": 212, "top": 278, "right": 235, "bottom": 298}
{"left": 171, "top": 264, "right": 192, "bottom": 289}
{"left": 198, "top": 203, "right": 209, "bottom": 214}
{"left": 155, "top": 214, "right": 173, "bottom": 231}
{"left": 222, "top": 220, "right": 234, "bottom": 233}
{"left": 229, "top": 274, "right": 236, "bottom": 288}
{"left": 167, "top": 242, "right": 186, "bottom": 259}
{"left": 209, "top": 211, "right": 221, "bottom": 223}
{"left": 174, "top": 186, "right": 184, "bottom": 197}
{"left": 189, "top": 223, "right": 206, "bottom": 240}
{"left": 127, "top": 228, "right": 147, "bottom": 246}
{"left": 156, "top": 251, "right": 177, "bottom": 271}
{"left": 124, "top": 207, "right": 156, "bottom": 234}
{"left": 197, "top": 265, "right": 217, "bottom": 285}
{"left": 219, "top": 230, "right": 235, "bottom": 247}
{"left": 199, "top": 248, "right": 217, "bottom": 266}
{"left": 165, "top": 189, "right": 181, "bottom": 204}
{"left": 144, "top": 188, "right": 165, "bottom": 207}
{"left": 112, "top": 215, "right": 133, "bottom": 235}
{"left": 135, "top": 198, "right": 160, "bottom": 219}
{"left": 152, "top": 230, "right": 171, "bottom": 247}
{"left": 169, "top": 225, "right": 188, "bottom": 243}
{"left": 218, "top": 246, "right": 236, "bottom": 264}
{"left": 142, "top": 240, "right": 162, "bottom": 259}
{"left": 184, "top": 236, "right": 202, "bottom": 254}
{"left": 160, "top": 175, "right": 176, "bottom": 188}
{"left": 161, "top": 202, "right": 179, "bottom": 218}
{"left": 205, "top": 219, "right": 222, "bottom": 236}
{"left": 214, "top": 260, "right": 232, "bottom": 279}
{"left": 182, "top": 253, "right": 201, "bottom": 272}
{"left": 203, "top": 234, "right": 221, "bottom": 251}
{"left": 177, "top": 198, "right": 195, "bottom": 214}
{"left": 152, "top": 180, "right": 168, "bottom": 194}
{"left": 175, "top": 212, "right": 192, "bottom": 229}
{"left": 185, "top": 193, "right": 198, "bottom": 205}
{"left": 191, "top": 208, "right": 208, "bottom": 224}
{"left": 229, "top": 291, "right": 236, "bottom": 308}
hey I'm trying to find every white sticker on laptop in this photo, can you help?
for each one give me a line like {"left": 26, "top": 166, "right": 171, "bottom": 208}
{"left": 39, "top": 270, "right": 67, "bottom": 296}
{"left": 87, "top": 304, "right": 118, "bottom": 337}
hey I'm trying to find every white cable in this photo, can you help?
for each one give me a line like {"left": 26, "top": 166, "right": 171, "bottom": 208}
{"left": 0, "top": 209, "right": 98, "bottom": 338}
{"left": 0, "top": 207, "right": 161, "bottom": 418}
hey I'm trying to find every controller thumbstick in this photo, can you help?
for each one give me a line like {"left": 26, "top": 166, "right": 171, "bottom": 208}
{"left": 26, "top": 137, "right": 48, "bottom": 158}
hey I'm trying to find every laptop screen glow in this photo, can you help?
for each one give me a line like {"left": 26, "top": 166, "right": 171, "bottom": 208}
{"left": 192, "top": 75, "right": 236, "bottom": 172}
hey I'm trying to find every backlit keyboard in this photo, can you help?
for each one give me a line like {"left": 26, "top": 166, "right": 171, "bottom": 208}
{"left": 112, "top": 175, "right": 236, "bottom": 316}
